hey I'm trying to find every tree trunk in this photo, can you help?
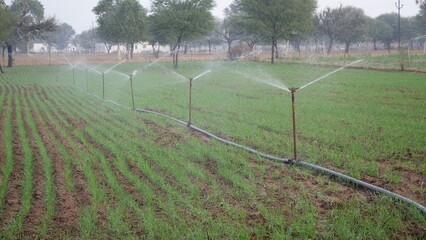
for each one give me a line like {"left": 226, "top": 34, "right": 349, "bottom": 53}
{"left": 314, "top": 39, "right": 319, "bottom": 53}
{"left": 173, "top": 42, "right": 181, "bottom": 69}
{"left": 247, "top": 41, "right": 255, "bottom": 52}
{"left": 118, "top": 44, "right": 121, "bottom": 60}
{"left": 126, "top": 44, "right": 130, "bottom": 61}
{"left": 156, "top": 44, "right": 160, "bottom": 58}
{"left": 104, "top": 43, "right": 112, "bottom": 54}
{"left": 227, "top": 39, "right": 232, "bottom": 56}
{"left": 208, "top": 41, "right": 212, "bottom": 54}
{"left": 0, "top": 63, "right": 3, "bottom": 73}
{"left": 151, "top": 44, "right": 155, "bottom": 56}
{"left": 275, "top": 42, "right": 279, "bottom": 59}
{"left": 130, "top": 43, "right": 134, "bottom": 60}
{"left": 327, "top": 35, "right": 333, "bottom": 54}
{"left": 373, "top": 40, "right": 377, "bottom": 51}
{"left": 271, "top": 37, "right": 276, "bottom": 64}
{"left": 345, "top": 42, "right": 350, "bottom": 54}
{"left": 48, "top": 44, "right": 52, "bottom": 66}
{"left": 7, "top": 44, "right": 13, "bottom": 67}
{"left": 176, "top": 44, "right": 180, "bottom": 69}
{"left": 26, "top": 41, "right": 30, "bottom": 55}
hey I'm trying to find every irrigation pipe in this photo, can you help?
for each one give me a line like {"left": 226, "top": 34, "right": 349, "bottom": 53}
{"left": 73, "top": 73, "right": 426, "bottom": 216}
{"left": 133, "top": 108, "right": 426, "bottom": 216}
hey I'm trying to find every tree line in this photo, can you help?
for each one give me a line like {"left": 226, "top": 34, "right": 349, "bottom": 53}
{"left": 1, "top": 0, "right": 426, "bottom": 70}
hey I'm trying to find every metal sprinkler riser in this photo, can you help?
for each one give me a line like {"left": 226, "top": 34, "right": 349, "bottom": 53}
{"left": 188, "top": 77, "right": 193, "bottom": 127}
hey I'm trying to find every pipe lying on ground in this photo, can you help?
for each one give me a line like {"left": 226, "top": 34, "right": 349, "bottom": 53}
{"left": 134, "top": 108, "right": 426, "bottom": 216}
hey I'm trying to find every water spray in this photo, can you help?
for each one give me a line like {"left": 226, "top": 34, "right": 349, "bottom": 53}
{"left": 104, "top": 60, "right": 127, "bottom": 74}
{"left": 298, "top": 59, "right": 365, "bottom": 91}
{"left": 193, "top": 70, "right": 212, "bottom": 81}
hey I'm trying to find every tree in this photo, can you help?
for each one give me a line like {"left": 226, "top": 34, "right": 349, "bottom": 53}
{"left": 416, "top": 0, "right": 426, "bottom": 34}
{"left": 44, "top": 23, "right": 75, "bottom": 51}
{"left": 150, "top": 0, "right": 214, "bottom": 69}
{"left": 6, "top": 0, "right": 56, "bottom": 67}
{"left": 0, "top": 3, "right": 16, "bottom": 41}
{"left": 317, "top": 7, "right": 342, "bottom": 54}
{"left": 311, "top": 15, "right": 325, "bottom": 53}
{"left": 93, "top": 0, "right": 147, "bottom": 60}
{"left": 366, "top": 17, "right": 386, "bottom": 51}
{"left": 222, "top": 5, "right": 245, "bottom": 56}
{"left": 204, "top": 18, "right": 223, "bottom": 54}
{"left": 376, "top": 13, "right": 399, "bottom": 52}
{"left": 10, "top": 0, "right": 44, "bottom": 54}
{"left": 334, "top": 6, "right": 367, "bottom": 54}
{"left": 0, "top": 3, "right": 17, "bottom": 49}
{"left": 374, "top": 16, "right": 395, "bottom": 53}
{"left": 400, "top": 17, "right": 419, "bottom": 47}
{"left": 147, "top": 15, "right": 170, "bottom": 58}
{"left": 239, "top": 0, "right": 316, "bottom": 64}
{"left": 0, "top": 3, "right": 17, "bottom": 72}
{"left": 74, "top": 29, "right": 99, "bottom": 53}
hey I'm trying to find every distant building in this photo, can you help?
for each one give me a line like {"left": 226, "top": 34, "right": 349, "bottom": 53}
{"left": 32, "top": 42, "right": 77, "bottom": 53}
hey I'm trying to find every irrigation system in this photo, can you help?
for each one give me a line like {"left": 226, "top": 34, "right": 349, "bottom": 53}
{"left": 187, "top": 70, "right": 212, "bottom": 126}
{"left": 59, "top": 58, "right": 425, "bottom": 216}
{"left": 287, "top": 59, "right": 366, "bottom": 161}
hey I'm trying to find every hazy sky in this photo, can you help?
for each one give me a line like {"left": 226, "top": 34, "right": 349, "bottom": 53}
{"left": 4, "top": 0, "right": 423, "bottom": 34}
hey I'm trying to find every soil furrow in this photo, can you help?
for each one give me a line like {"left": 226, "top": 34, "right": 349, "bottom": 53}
{"left": 25, "top": 88, "right": 80, "bottom": 236}
{"left": 0, "top": 92, "right": 23, "bottom": 228}
{"left": 0, "top": 86, "right": 9, "bottom": 182}
{"left": 31, "top": 86, "right": 92, "bottom": 208}
{"left": 33, "top": 86, "right": 114, "bottom": 231}
{"left": 18, "top": 86, "right": 46, "bottom": 237}
{"left": 47, "top": 87, "right": 167, "bottom": 198}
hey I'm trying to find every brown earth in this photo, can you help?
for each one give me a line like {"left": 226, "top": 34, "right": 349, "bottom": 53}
{"left": 9, "top": 85, "right": 46, "bottom": 238}
{"left": 1, "top": 93, "right": 24, "bottom": 229}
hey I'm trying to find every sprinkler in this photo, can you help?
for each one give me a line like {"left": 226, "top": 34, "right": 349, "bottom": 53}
{"left": 188, "top": 77, "right": 193, "bottom": 127}
{"left": 129, "top": 74, "right": 135, "bottom": 110}
{"left": 102, "top": 72, "right": 105, "bottom": 100}
{"left": 187, "top": 70, "right": 211, "bottom": 127}
{"left": 286, "top": 59, "right": 365, "bottom": 162}
{"left": 288, "top": 87, "right": 299, "bottom": 162}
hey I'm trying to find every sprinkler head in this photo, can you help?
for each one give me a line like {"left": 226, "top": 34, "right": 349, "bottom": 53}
{"left": 289, "top": 87, "right": 299, "bottom": 93}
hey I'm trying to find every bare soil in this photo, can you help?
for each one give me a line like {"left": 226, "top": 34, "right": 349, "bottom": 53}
{"left": 1, "top": 94, "right": 23, "bottom": 228}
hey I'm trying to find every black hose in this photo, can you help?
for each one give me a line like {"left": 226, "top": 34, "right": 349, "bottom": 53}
{"left": 134, "top": 108, "right": 426, "bottom": 216}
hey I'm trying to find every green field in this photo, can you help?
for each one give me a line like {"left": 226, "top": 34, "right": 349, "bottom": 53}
{"left": 0, "top": 60, "right": 425, "bottom": 239}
